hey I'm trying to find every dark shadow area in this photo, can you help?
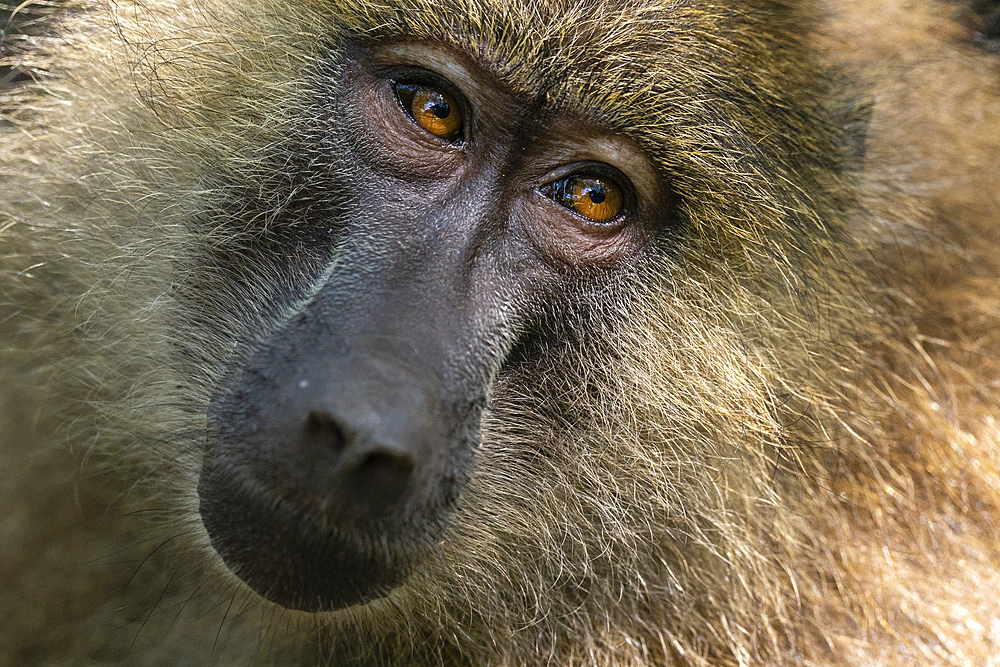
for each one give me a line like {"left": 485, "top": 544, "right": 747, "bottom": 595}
{"left": 952, "top": 0, "right": 1000, "bottom": 47}
{"left": 1, "top": 1, "right": 62, "bottom": 89}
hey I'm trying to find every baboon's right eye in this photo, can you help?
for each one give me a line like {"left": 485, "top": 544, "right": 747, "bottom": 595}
{"left": 395, "top": 83, "right": 463, "bottom": 142}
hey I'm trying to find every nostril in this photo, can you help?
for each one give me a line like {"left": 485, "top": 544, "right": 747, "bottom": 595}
{"left": 342, "top": 449, "right": 416, "bottom": 512}
{"left": 304, "top": 410, "right": 349, "bottom": 454}
{"left": 363, "top": 450, "right": 415, "bottom": 479}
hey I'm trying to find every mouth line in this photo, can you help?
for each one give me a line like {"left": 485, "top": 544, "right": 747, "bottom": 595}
{"left": 198, "top": 454, "right": 427, "bottom": 612}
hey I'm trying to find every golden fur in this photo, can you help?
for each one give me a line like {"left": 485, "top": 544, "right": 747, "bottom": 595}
{"left": 1, "top": 0, "right": 998, "bottom": 664}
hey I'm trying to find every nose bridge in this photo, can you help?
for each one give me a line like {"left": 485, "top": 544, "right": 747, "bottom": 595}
{"left": 323, "top": 197, "right": 505, "bottom": 360}
{"left": 316, "top": 265, "right": 456, "bottom": 383}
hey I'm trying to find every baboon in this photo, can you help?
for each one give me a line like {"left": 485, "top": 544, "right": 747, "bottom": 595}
{"left": 1, "top": 0, "right": 999, "bottom": 664}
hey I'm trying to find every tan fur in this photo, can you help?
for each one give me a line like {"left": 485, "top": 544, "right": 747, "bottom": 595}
{"left": 1, "top": 0, "right": 998, "bottom": 664}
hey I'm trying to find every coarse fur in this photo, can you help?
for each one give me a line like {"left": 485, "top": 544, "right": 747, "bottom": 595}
{"left": 1, "top": 0, "right": 999, "bottom": 664}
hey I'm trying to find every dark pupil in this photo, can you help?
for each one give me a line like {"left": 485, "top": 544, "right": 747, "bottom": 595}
{"left": 586, "top": 186, "right": 607, "bottom": 204}
{"left": 431, "top": 101, "right": 451, "bottom": 119}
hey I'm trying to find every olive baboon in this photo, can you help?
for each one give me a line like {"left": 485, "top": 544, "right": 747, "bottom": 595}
{"left": 1, "top": 0, "right": 998, "bottom": 664}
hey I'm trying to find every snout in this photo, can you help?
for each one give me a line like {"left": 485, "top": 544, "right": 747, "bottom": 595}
{"left": 200, "top": 346, "right": 477, "bottom": 611}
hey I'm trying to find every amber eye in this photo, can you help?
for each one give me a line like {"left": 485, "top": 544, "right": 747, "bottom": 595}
{"left": 546, "top": 175, "right": 625, "bottom": 222}
{"left": 395, "top": 83, "right": 463, "bottom": 141}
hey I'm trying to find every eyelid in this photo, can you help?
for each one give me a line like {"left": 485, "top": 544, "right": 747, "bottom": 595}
{"left": 376, "top": 44, "right": 489, "bottom": 112}
{"left": 531, "top": 137, "right": 661, "bottom": 206}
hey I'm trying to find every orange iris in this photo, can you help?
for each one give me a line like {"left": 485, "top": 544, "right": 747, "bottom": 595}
{"left": 555, "top": 175, "right": 624, "bottom": 222}
{"left": 396, "top": 83, "right": 462, "bottom": 141}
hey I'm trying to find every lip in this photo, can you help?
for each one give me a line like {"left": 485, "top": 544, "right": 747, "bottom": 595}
{"left": 198, "top": 451, "right": 420, "bottom": 612}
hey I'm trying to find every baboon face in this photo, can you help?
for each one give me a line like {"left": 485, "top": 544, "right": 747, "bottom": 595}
{"left": 199, "top": 39, "right": 672, "bottom": 612}
{"left": 1, "top": 0, "right": 880, "bottom": 660}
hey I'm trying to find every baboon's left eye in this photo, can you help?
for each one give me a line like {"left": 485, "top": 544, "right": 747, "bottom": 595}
{"left": 544, "top": 174, "right": 625, "bottom": 222}
{"left": 395, "top": 83, "right": 463, "bottom": 141}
